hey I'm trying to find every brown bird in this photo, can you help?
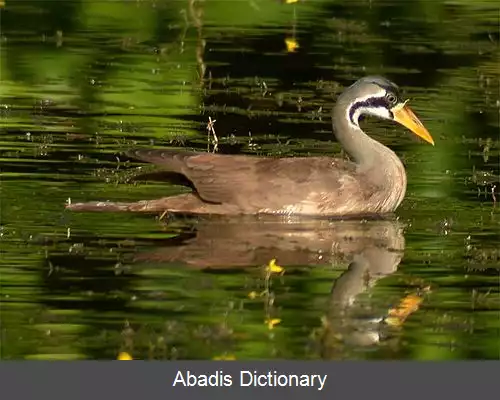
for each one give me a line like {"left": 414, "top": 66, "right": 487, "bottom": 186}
{"left": 67, "top": 76, "right": 434, "bottom": 217}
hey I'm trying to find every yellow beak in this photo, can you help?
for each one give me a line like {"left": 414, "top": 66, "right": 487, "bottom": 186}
{"left": 392, "top": 101, "right": 435, "bottom": 145}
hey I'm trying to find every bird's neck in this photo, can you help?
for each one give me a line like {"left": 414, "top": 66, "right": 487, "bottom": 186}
{"left": 332, "top": 101, "right": 406, "bottom": 190}
{"left": 333, "top": 100, "right": 398, "bottom": 163}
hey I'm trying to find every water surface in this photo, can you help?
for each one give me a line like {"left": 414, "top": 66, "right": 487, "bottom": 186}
{"left": 1, "top": 0, "right": 499, "bottom": 360}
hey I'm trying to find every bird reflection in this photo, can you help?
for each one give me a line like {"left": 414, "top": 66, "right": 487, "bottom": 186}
{"left": 132, "top": 214, "right": 406, "bottom": 355}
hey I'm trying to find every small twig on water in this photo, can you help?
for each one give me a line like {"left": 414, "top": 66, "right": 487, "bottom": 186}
{"left": 159, "top": 209, "right": 169, "bottom": 221}
{"left": 206, "top": 116, "right": 218, "bottom": 152}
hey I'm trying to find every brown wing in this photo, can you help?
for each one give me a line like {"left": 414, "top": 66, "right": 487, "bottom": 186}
{"left": 250, "top": 156, "right": 360, "bottom": 209}
{"left": 127, "top": 149, "right": 361, "bottom": 208}
{"left": 128, "top": 149, "right": 263, "bottom": 204}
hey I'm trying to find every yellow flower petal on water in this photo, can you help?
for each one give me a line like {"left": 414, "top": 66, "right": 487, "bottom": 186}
{"left": 213, "top": 354, "right": 236, "bottom": 360}
{"left": 117, "top": 352, "right": 133, "bottom": 360}
{"left": 384, "top": 316, "right": 401, "bottom": 327}
{"left": 266, "top": 318, "right": 281, "bottom": 329}
{"left": 285, "top": 38, "right": 299, "bottom": 53}
{"left": 248, "top": 291, "right": 258, "bottom": 299}
{"left": 385, "top": 292, "right": 425, "bottom": 327}
{"left": 267, "top": 259, "right": 284, "bottom": 274}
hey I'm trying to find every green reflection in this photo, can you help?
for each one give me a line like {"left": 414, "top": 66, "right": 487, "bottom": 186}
{"left": 1, "top": 0, "right": 498, "bottom": 360}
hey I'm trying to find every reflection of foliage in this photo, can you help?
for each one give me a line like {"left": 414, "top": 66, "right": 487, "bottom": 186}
{"left": 2, "top": 0, "right": 202, "bottom": 141}
{"left": 0, "top": 0, "right": 306, "bottom": 142}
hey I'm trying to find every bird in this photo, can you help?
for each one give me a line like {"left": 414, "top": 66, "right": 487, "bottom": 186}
{"left": 66, "top": 76, "right": 434, "bottom": 217}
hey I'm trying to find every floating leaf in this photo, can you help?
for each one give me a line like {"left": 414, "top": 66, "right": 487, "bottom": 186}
{"left": 385, "top": 287, "right": 430, "bottom": 327}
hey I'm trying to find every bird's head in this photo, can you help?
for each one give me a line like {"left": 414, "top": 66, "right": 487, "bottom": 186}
{"left": 341, "top": 76, "right": 434, "bottom": 145}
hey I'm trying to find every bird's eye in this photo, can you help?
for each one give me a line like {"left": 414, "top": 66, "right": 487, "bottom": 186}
{"left": 386, "top": 93, "right": 398, "bottom": 105}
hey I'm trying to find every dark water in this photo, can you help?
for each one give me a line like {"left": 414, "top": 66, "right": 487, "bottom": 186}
{"left": 1, "top": 0, "right": 499, "bottom": 360}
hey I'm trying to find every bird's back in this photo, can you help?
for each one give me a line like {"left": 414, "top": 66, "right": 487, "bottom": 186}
{"left": 128, "top": 149, "right": 379, "bottom": 216}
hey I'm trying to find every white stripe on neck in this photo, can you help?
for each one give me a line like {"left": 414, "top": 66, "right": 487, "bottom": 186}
{"left": 345, "top": 89, "right": 389, "bottom": 127}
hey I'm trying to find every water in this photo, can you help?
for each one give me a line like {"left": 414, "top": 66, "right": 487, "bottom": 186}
{"left": 1, "top": 0, "right": 499, "bottom": 360}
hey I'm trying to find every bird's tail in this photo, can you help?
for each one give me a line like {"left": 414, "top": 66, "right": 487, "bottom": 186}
{"left": 66, "top": 193, "right": 232, "bottom": 215}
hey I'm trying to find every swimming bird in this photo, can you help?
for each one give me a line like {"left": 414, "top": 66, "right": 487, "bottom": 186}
{"left": 67, "top": 76, "right": 434, "bottom": 217}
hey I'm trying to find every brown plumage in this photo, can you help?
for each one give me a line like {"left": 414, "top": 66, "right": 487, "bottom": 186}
{"left": 66, "top": 76, "right": 434, "bottom": 217}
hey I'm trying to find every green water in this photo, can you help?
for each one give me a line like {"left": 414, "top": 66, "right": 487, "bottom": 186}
{"left": 1, "top": 0, "right": 499, "bottom": 360}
